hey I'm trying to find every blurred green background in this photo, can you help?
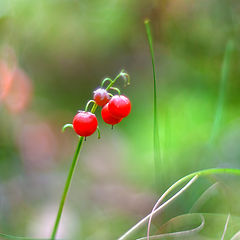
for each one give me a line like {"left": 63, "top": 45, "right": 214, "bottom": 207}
{"left": 1, "top": 0, "right": 240, "bottom": 239}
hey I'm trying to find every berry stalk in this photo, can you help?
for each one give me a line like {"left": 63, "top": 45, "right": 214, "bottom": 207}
{"left": 50, "top": 71, "right": 129, "bottom": 240}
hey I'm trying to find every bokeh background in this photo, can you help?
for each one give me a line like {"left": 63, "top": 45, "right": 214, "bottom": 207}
{"left": 1, "top": 0, "right": 240, "bottom": 239}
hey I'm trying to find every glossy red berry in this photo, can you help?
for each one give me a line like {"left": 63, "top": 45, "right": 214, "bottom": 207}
{"left": 101, "top": 103, "right": 122, "bottom": 125}
{"left": 93, "top": 88, "right": 110, "bottom": 107}
{"left": 108, "top": 95, "right": 131, "bottom": 118}
{"left": 73, "top": 111, "right": 98, "bottom": 137}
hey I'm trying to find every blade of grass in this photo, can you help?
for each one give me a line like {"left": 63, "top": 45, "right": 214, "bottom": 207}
{"left": 221, "top": 214, "right": 230, "bottom": 240}
{"left": 138, "top": 215, "right": 204, "bottom": 240}
{"left": 144, "top": 19, "right": 162, "bottom": 189}
{"left": 0, "top": 232, "right": 56, "bottom": 240}
{"left": 146, "top": 175, "right": 198, "bottom": 240}
{"left": 118, "top": 175, "right": 198, "bottom": 240}
{"left": 118, "top": 168, "right": 240, "bottom": 240}
{"left": 209, "top": 40, "right": 234, "bottom": 145}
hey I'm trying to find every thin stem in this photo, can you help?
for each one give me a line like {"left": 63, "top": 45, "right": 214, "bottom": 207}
{"left": 51, "top": 136, "right": 84, "bottom": 240}
{"left": 85, "top": 100, "right": 96, "bottom": 112}
{"left": 105, "top": 70, "right": 128, "bottom": 91}
{"left": 144, "top": 19, "right": 162, "bottom": 190}
{"left": 101, "top": 78, "right": 113, "bottom": 88}
{"left": 118, "top": 168, "right": 240, "bottom": 240}
{"left": 62, "top": 124, "right": 73, "bottom": 132}
{"left": 110, "top": 87, "right": 121, "bottom": 95}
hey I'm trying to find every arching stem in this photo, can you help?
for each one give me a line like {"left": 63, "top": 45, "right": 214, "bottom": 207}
{"left": 85, "top": 100, "right": 96, "bottom": 112}
{"left": 62, "top": 124, "right": 73, "bottom": 132}
{"left": 110, "top": 87, "right": 121, "bottom": 95}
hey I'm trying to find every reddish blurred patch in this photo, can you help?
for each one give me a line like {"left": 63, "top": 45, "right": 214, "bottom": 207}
{"left": 0, "top": 55, "right": 33, "bottom": 114}
{"left": 5, "top": 67, "right": 33, "bottom": 113}
{"left": 0, "top": 60, "right": 14, "bottom": 102}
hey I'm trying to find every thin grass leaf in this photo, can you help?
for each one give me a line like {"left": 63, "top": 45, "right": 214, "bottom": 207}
{"left": 138, "top": 215, "right": 204, "bottom": 240}
{"left": 0, "top": 232, "right": 56, "bottom": 240}
{"left": 146, "top": 176, "right": 198, "bottom": 240}
{"left": 209, "top": 40, "right": 234, "bottom": 145}
{"left": 118, "top": 168, "right": 240, "bottom": 240}
{"left": 144, "top": 19, "right": 162, "bottom": 189}
{"left": 221, "top": 214, "right": 231, "bottom": 240}
{"left": 118, "top": 175, "right": 198, "bottom": 240}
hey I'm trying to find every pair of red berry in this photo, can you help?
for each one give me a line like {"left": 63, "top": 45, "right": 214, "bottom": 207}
{"left": 72, "top": 88, "right": 131, "bottom": 137}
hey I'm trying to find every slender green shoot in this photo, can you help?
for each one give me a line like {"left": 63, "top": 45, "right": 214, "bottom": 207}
{"left": 144, "top": 19, "right": 162, "bottom": 189}
{"left": 209, "top": 40, "right": 234, "bottom": 144}
{"left": 50, "top": 136, "right": 84, "bottom": 240}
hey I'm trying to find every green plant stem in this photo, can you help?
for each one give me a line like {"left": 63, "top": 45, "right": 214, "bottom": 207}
{"left": 50, "top": 71, "right": 127, "bottom": 240}
{"left": 118, "top": 168, "right": 240, "bottom": 240}
{"left": 50, "top": 136, "right": 84, "bottom": 240}
{"left": 144, "top": 19, "right": 162, "bottom": 189}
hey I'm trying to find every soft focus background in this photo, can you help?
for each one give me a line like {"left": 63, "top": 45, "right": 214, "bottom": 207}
{"left": 1, "top": 0, "right": 240, "bottom": 239}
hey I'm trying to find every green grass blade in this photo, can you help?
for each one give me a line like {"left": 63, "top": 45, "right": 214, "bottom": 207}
{"left": 144, "top": 19, "right": 162, "bottom": 189}
{"left": 209, "top": 40, "right": 234, "bottom": 144}
{"left": 0, "top": 232, "right": 56, "bottom": 240}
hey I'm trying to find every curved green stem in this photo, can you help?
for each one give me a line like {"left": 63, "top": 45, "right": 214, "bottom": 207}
{"left": 119, "top": 168, "right": 240, "bottom": 240}
{"left": 62, "top": 124, "right": 73, "bottom": 132}
{"left": 110, "top": 87, "right": 121, "bottom": 95}
{"left": 105, "top": 70, "right": 129, "bottom": 91}
{"left": 101, "top": 78, "right": 113, "bottom": 88}
{"left": 85, "top": 100, "right": 96, "bottom": 112}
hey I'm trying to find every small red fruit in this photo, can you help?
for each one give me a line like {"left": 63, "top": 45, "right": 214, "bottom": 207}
{"left": 101, "top": 103, "right": 122, "bottom": 125}
{"left": 108, "top": 95, "right": 131, "bottom": 118}
{"left": 93, "top": 88, "right": 110, "bottom": 107}
{"left": 73, "top": 111, "right": 98, "bottom": 137}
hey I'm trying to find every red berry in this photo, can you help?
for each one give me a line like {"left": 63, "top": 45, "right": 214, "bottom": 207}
{"left": 101, "top": 103, "right": 122, "bottom": 125}
{"left": 108, "top": 95, "right": 131, "bottom": 118}
{"left": 93, "top": 88, "right": 110, "bottom": 106}
{"left": 73, "top": 111, "right": 98, "bottom": 137}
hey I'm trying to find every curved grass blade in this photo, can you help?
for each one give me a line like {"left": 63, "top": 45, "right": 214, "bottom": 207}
{"left": 118, "top": 175, "right": 198, "bottom": 240}
{"left": 118, "top": 168, "right": 240, "bottom": 240}
{"left": 138, "top": 214, "right": 204, "bottom": 240}
{"left": 144, "top": 19, "right": 162, "bottom": 190}
{"left": 221, "top": 214, "right": 231, "bottom": 240}
{"left": 0, "top": 232, "right": 58, "bottom": 240}
{"left": 209, "top": 40, "right": 234, "bottom": 145}
{"left": 146, "top": 176, "right": 198, "bottom": 240}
